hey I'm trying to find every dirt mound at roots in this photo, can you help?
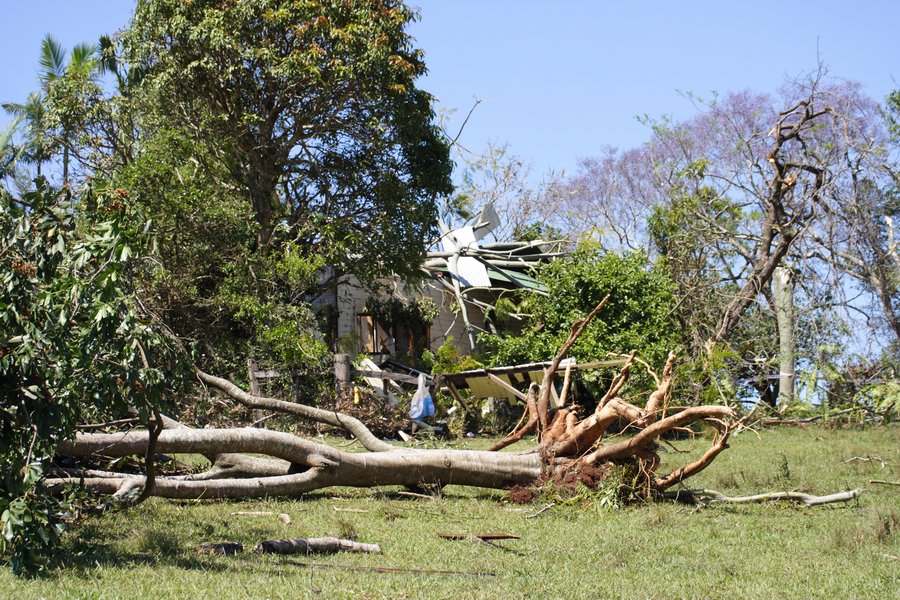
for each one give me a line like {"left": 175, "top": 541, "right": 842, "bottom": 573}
{"left": 507, "top": 463, "right": 612, "bottom": 504}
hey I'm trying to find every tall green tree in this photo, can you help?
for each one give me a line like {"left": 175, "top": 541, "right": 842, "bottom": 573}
{"left": 481, "top": 245, "right": 681, "bottom": 397}
{"left": 122, "top": 0, "right": 452, "bottom": 278}
{"left": 3, "top": 35, "right": 102, "bottom": 186}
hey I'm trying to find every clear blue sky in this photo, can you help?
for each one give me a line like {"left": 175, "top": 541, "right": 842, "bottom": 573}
{"left": 2, "top": 1, "right": 897, "bottom": 179}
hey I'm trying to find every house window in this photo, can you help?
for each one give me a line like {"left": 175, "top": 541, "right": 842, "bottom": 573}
{"left": 357, "top": 315, "right": 392, "bottom": 355}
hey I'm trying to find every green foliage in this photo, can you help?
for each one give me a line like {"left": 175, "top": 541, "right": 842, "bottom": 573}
{"left": 886, "top": 89, "right": 900, "bottom": 139}
{"left": 364, "top": 296, "right": 438, "bottom": 333}
{"left": 0, "top": 179, "right": 184, "bottom": 574}
{"left": 480, "top": 244, "right": 681, "bottom": 395}
{"left": 122, "top": 0, "right": 452, "bottom": 280}
{"left": 431, "top": 336, "right": 483, "bottom": 374}
{"left": 0, "top": 463, "right": 66, "bottom": 576}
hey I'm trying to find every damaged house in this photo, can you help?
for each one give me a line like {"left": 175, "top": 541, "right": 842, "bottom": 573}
{"left": 324, "top": 234, "right": 564, "bottom": 365}
{"left": 312, "top": 204, "right": 563, "bottom": 366}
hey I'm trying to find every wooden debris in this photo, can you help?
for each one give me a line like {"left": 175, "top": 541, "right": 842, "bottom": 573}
{"left": 870, "top": 479, "right": 900, "bottom": 486}
{"left": 254, "top": 537, "right": 381, "bottom": 555}
{"left": 198, "top": 542, "right": 244, "bottom": 555}
{"left": 437, "top": 532, "right": 520, "bottom": 541}
{"left": 845, "top": 455, "right": 888, "bottom": 468}
{"left": 525, "top": 503, "right": 556, "bottom": 519}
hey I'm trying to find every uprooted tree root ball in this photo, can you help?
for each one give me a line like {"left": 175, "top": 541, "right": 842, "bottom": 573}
{"left": 508, "top": 462, "right": 622, "bottom": 505}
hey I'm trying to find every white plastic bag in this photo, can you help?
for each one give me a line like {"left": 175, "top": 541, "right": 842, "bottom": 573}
{"left": 409, "top": 374, "right": 435, "bottom": 419}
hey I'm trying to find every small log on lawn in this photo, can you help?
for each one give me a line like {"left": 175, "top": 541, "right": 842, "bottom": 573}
{"left": 254, "top": 537, "right": 381, "bottom": 555}
{"left": 438, "top": 533, "right": 520, "bottom": 541}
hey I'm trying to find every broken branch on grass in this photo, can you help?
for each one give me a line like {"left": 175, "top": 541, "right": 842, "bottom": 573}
{"left": 437, "top": 532, "right": 520, "bottom": 541}
{"left": 665, "top": 487, "right": 863, "bottom": 507}
{"left": 198, "top": 542, "right": 244, "bottom": 555}
{"left": 525, "top": 503, "right": 555, "bottom": 519}
{"left": 845, "top": 455, "right": 887, "bottom": 468}
{"left": 254, "top": 537, "right": 381, "bottom": 555}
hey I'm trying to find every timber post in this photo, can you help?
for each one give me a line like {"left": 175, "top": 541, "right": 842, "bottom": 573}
{"left": 334, "top": 353, "right": 351, "bottom": 396}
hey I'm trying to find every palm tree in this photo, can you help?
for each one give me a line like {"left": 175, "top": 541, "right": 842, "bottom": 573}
{"left": 2, "top": 92, "right": 52, "bottom": 177}
{"left": 3, "top": 35, "right": 100, "bottom": 184}
{"left": 40, "top": 35, "right": 100, "bottom": 183}
{"left": 0, "top": 114, "right": 24, "bottom": 181}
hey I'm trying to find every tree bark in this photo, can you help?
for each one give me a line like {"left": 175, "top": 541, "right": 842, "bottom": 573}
{"left": 51, "top": 427, "right": 543, "bottom": 498}
{"left": 773, "top": 266, "right": 795, "bottom": 407}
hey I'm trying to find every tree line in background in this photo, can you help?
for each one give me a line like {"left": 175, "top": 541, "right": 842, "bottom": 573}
{"left": 0, "top": 0, "right": 896, "bottom": 575}
{"left": 464, "top": 80, "right": 898, "bottom": 411}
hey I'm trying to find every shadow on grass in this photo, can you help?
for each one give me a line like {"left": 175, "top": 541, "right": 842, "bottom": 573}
{"left": 52, "top": 523, "right": 232, "bottom": 578}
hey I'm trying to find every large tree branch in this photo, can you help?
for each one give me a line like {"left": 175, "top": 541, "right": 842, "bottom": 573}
{"left": 195, "top": 369, "right": 394, "bottom": 452}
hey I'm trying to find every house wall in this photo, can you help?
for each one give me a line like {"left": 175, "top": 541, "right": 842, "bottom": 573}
{"left": 330, "top": 275, "right": 485, "bottom": 359}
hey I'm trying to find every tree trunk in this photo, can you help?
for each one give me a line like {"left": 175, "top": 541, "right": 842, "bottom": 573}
{"left": 52, "top": 428, "right": 542, "bottom": 498}
{"left": 773, "top": 266, "right": 795, "bottom": 407}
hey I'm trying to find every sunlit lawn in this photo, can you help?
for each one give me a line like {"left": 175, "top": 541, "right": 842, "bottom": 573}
{"left": 1, "top": 424, "right": 897, "bottom": 599}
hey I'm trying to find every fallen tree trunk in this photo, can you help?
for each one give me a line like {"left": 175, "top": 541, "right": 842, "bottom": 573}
{"left": 46, "top": 376, "right": 732, "bottom": 500}
{"left": 50, "top": 428, "right": 542, "bottom": 498}
{"left": 46, "top": 302, "right": 741, "bottom": 503}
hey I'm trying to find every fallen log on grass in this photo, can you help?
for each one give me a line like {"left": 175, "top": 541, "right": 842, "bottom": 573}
{"left": 198, "top": 542, "right": 244, "bottom": 555}
{"left": 254, "top": 537, "right": 381, "bottom": 555}
{"left": 437, "top": 533, "right": 520, "bottom": 541}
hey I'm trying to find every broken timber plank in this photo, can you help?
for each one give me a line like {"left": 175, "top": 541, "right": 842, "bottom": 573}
{"left": 485, "top": 373, "right": 527, "bottom": 401}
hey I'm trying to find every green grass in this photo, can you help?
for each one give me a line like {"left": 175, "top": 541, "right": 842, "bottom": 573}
{"left": 1, "top": 425, "right": 898, "bottom": 599}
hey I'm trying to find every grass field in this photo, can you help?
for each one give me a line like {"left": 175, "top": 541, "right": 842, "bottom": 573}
{"left": 1, "top": 424, "right": 897, "bottom": 599}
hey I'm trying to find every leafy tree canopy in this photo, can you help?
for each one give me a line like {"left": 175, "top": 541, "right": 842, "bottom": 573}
{"left": 122, "top": 0, "right": 453, "bottom": 281}
{"left": 480, "top": 244, "right": 681, "bottom": 395}
{"left": 0, "top": 180, "right": 185, "bottom": 574}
